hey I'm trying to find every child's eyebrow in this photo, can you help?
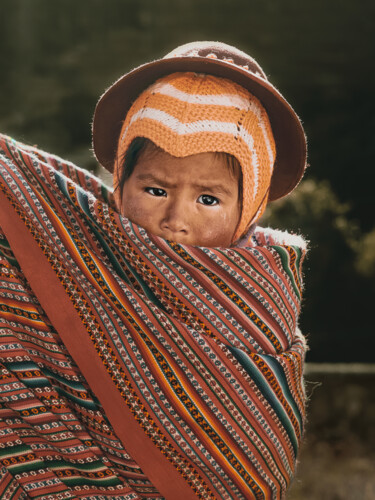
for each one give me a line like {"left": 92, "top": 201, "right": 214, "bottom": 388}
{"left": 135, "top": 173, "right": 177, "bottom": 188}
{"left": 136, "top": 173, "right": 234, "bottom": 196}
{"left": 191, "top": 183, "right": 234, "bottom": 197}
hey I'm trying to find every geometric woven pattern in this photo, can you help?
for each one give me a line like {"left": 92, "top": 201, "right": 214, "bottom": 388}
{"left": 0, "top": 134, "right": 306, "bottom": 499}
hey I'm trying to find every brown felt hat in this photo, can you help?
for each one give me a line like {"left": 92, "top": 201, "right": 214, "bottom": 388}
{"left": 92, "top": 41, "right": 307, "bottom": 201}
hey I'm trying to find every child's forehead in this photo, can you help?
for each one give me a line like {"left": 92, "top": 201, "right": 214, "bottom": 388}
{"left": 134, "top": 147, "right": 240, "bottom": 190}
{"left": 137, "top": 139, "right": 241, "bottom": 179}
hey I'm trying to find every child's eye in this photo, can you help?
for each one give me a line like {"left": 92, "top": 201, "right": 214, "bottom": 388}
{"left": 198, "top": 194, "right": 219, "bottom": 206}
{"left": 145, "top": 187, "right": 167, "bottom": 197}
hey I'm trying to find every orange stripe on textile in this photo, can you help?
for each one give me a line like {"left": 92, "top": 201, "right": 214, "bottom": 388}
{"left": 0, "top": 133, "right": 307, "bottom": 499}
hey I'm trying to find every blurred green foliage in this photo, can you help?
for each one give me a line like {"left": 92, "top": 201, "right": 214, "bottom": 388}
{"left": 264, "top": 180, "right": 375, "bottom": 361}
{"left": 0, "top": 0, "right": 374, "bottom": 361}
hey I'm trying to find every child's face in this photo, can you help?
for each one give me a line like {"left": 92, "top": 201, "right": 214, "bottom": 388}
{"left": 121, "top": 146, "right": 241, "bottom": 247}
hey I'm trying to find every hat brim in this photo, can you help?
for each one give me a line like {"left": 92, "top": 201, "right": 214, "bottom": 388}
{"left": 92, "top": 56, "right": 307, "bottom": 201}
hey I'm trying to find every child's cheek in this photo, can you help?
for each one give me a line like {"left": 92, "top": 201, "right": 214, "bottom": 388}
{"left": 122, "top": 197, "right": 151, "bottom": 227}
{"left": 198, "top": 211, "right": 235, "bottom": 246}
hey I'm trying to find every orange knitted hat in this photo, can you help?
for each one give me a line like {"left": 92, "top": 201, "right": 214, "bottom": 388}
{"left": 116, "top": 72, "right": 276, "bottom": 241}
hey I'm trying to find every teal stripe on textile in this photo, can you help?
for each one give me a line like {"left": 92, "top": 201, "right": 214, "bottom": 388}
{"left": 227, "top": 345, "right": 299, "bottom": 455}
{"left": 100, "top": 183, "right": 113, "bottom": 205}
{"left": 271, "top": 246, "right": 302, "bottom": 299}
{"left": 76, "top": 187, "right": 133, "bottom": 284}
{"left": 4, "top": 362, "right": 98, "bottom": 409}
{"left": 57, "top": 171, "right": 166, "bottom": 310}
{"left": 54, "top": 171, "right": 70, "bottom": 199}
{"left": 4, "top": 361, "right": 39, "bottom": 371}
{"left": 263, "top": 354, "right": 303, "bottom": 427}
{"left": 0, "top": 444, "right": 29, "bottom": 458}
{"left": 19, "top": 376, "right": 50, "bottom": 388}
{"left": 76, "top": 186, "right": 166, "bottom": 310}
{"left": 59, "top": 476, "right": 122, "bottom": 487}
{"left": 54, "top": 386, "right": 98, "bottom": 410}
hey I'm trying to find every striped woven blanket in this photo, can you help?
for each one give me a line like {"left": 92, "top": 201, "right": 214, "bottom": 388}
{"left": 0, "top": 134, "right": 307, "bottom": 499}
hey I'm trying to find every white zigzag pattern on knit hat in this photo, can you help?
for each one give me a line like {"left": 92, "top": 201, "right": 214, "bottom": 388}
{"left": 149, "top": 80, "right": 275, "bottom": 170}
{"left": 150, "top": 80, "right": 252, "bottom": 108}
{"left": 122, "top": 106, "right": 260, "bottom": 201}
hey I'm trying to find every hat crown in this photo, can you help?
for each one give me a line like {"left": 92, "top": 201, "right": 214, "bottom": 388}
{"left": 164, "top": 41, "right": 267, "bottom": 80}
{"left": 93, "top": 40, "right": 307, "bottom": 202}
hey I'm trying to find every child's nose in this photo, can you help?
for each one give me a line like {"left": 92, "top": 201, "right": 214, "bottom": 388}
{"left": 161, "top": 197, "right": 189, "bottom": 234}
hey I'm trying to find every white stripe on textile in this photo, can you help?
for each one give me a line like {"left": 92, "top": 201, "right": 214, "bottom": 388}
{"left": 122, "top": 107, "right": 260, "bottom": 201}
{"left": 149, "top": 81, "right": 275, "bottom": 171}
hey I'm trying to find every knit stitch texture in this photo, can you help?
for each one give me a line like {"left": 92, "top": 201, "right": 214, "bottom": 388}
{"left": 116, "top": 72, "right": 276, "bottom": 241}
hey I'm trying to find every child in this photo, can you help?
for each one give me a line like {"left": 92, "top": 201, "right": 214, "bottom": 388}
{"left": 93, "top": 41, "right": 306, "bottom": 248}
{"left": 0, "top": 42, "right": 307, "bottom": 499}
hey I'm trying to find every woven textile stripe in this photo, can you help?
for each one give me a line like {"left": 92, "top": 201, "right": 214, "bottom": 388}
{"left": 0, "top": 133, "right": 306, "bottom": 499}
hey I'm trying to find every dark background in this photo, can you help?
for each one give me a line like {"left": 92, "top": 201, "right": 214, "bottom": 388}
{"left": 1, "top": 0, "right": 374, "bottom": 363}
